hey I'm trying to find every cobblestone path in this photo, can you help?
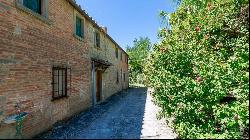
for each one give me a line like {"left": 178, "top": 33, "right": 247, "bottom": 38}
{"left": 36, "top": 87, "right": 177, "bottom": 139}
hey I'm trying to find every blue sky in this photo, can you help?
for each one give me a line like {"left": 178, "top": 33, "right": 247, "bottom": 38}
{"left": 76, "top": 0, "right": 178, "bottom": 50}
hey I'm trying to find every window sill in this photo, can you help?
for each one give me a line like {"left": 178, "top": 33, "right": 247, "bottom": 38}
{"left": 51, "top": 96, "right": 69, "bottom": 102}
{"left": 16, "top": 2, "right": 52, "bottom": 25}
{"left": 73, "top": 34, "right": 84, "bottom": 42}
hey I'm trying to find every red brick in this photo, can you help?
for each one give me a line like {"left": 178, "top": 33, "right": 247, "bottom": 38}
{"left": 0, "top": 0, "right": 128, "bottom": 138}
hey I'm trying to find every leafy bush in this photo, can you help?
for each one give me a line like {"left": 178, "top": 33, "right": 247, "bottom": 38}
{"left": 145, "top": 0, "right": 249, "bottom": 138}
{"left": 127, "top": 37, "right": 152, "bottom": 85}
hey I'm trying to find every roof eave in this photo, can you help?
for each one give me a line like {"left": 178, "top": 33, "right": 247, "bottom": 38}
{"left": 66, "top": 0, "right": 128, "bottom": 56}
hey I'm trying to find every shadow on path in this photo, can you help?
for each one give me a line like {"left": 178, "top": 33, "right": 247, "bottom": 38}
{"left": 35, "top": 87, "right": 148, "bottom": 139}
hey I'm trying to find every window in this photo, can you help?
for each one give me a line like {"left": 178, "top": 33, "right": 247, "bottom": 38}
{"left": 125, "top": 55, "right": 127, "bottom": 63}
{"left": 94, "top": 31, "right": 100, "bottom": 48}
{"left": 123, "top": 73, "right": 125, "bottom": 81}
{"left": 115, "top": 48, "right": 118, "bottom": 59}
{"left": 120, "top": 52, "right": 122, "bottom": 61}
{"left": 17, "top": 0, "right": 49, "bottom": 18}
{"left": 116, "top": 71, "right": 119, "bottom": 84}
{"left": 121, "top": 69, "right": 122, "bottom": 80}
{"left": 23, "top": 0, "right": 41, "bottom": 14}
{"left": 125, "top": 55, "right": 128, "bottom": 64}
{"left": 75, "top": 16, "right": 84, "bottom": 38}
{"left": 52, "top": 67, "right": 67, "bottom": 100}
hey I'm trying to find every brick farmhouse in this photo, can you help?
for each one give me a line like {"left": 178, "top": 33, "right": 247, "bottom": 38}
{"left": 0, "top": 0, "right": 129, "bottom": 138}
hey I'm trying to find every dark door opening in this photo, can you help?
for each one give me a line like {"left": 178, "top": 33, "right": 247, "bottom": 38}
{"left": 96, "top": 70, "right": 102, "bottom": 102}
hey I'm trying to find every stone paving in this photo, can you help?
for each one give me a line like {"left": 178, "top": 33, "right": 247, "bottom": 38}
{"left": 36, "top": 87, "right": 177, "bottom": 139}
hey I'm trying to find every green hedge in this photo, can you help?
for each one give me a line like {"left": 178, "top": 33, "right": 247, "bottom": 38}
{"left": 145, "top": 0, "right": 249, "bottom": 138}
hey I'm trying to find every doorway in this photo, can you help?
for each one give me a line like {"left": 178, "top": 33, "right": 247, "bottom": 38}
{"left": 95, "top": 70, "right": 102, "bottom": 103}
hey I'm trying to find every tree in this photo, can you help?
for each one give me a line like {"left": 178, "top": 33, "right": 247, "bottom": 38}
{"left": 126, "top": 37, "right": 152, "bottom": 84}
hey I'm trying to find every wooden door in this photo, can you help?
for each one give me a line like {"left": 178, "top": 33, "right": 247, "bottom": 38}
{"left": 96, "top": 70, "right": 102, "bottom": 102}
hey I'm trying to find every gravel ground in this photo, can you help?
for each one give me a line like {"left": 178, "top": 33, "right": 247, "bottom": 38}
{"left": 140, "top": 88, "right": 177, "bottom": 139}
{"left": 36, "top": 87, "right": 177, "bottom": 139}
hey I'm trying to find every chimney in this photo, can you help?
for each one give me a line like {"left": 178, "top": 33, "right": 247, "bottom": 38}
{"left": 101, "top": 26, "right": 107, "bottom": 33}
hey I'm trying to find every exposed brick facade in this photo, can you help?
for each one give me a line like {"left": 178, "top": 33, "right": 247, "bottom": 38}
{"left": 0, "top": 0, "right": 129, "bottom": 138}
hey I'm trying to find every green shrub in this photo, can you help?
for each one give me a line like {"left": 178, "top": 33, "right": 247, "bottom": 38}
{"left": 145, "top": 0, "right": 249, "bottom": 138}
{"left": 127, "top": 37, "right": 152, "bottom": 85}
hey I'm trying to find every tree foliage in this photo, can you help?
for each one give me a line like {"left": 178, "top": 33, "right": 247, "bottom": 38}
{"left": 145, "top": 0, "right": 249, "bottom": 138}
{"left": 126, "top": 37, "right": 152, "bottom": 84}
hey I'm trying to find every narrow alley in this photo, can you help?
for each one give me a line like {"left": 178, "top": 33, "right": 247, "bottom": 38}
{"left": 36, "top": 87, "right": 176, "bottom": 139}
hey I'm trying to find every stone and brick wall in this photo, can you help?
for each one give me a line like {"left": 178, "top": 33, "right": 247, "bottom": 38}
{"left": 0, "top": 0, "right": 128, "bottom": 138}
{"left": 87, "top": 22, "right": 129, "bottom": 100}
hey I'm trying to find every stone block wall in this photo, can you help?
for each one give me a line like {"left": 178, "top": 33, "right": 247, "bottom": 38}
{"left": 87, "top": 21, "right": 129, "bottom": 101}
